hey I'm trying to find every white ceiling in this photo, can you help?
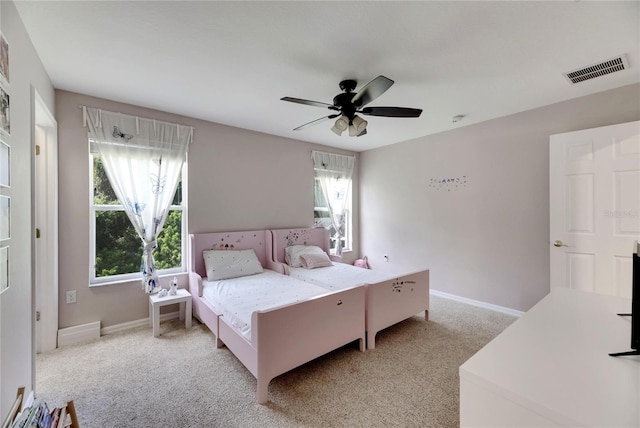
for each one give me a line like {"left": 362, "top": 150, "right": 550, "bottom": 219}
{"left": 14, "top": 1, "right": 640, "bottom": 152}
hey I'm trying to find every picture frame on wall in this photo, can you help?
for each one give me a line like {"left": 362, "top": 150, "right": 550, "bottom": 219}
{"left": 0, "top": 195, "right": 9, "bottom": 241}
{"left": 0, "top": 86, "right": 9, "bottom": 136}
{"left": 0, "top": 139, "right": 9, "bottom": 188}
{"left": 0, "top": 32, "right": 8, "bottom": 85}
{"left": 0, "top": 246, "right": 8, "bottom": 295}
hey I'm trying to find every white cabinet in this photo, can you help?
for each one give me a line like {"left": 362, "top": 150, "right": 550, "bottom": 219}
{"left": 460, "top": 288, "right": 639, "bottom": 427}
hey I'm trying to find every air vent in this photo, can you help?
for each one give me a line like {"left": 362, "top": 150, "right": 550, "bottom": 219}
{"left": 564, "top": 54, "right": 629, "bottom": 84}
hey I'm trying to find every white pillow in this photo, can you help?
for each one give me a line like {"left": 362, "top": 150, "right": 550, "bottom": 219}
{"left": 300, "top": 252, "right": 333, "bottom": 269}
{"left": 285, "top": 245, "right": 326, "bottom": 268}
{"left": 203, "top": 249, "right": 263, "bottom": 281}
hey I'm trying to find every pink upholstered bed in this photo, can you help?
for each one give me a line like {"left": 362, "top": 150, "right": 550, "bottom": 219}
{"left": 267, "top": 227, "right": 430, "bottom": 350}
{"left": 188, "top": 230, "right": 365, "bottom": 404}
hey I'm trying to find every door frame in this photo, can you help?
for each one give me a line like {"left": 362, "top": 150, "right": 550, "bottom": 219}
{"left": 32, "top": 89, "right": 58, "bottom": 353}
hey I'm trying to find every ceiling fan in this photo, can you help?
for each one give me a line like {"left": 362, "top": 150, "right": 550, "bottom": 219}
{"left": 281, "top": 75, "right": 422, "bottom": 137}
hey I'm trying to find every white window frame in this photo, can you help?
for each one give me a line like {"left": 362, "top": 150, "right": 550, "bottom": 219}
{"left": 89, "top": 154, "right": 187, "bottom": 286}
{"left": 313, "top": 177, "right": 352, "bottom": 255}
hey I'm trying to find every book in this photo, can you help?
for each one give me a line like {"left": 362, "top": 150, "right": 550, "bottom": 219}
{"left": 48, "top": 408, "right": 60, "bottom": 428}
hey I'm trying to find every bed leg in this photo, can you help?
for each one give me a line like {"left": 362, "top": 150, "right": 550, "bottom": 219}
{"left": 367, "top": 332, "right": 377, "bottom": 350}
{"left": 424, "top": 309, "right": 429, "bottom": 321}
{"left": 256, "top": 379, "right": 269, "bottom": 404}
{"left": 359, "top": 336, "right": 365, "bottom": 352}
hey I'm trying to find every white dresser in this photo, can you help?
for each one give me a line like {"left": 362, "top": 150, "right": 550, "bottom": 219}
{"left": 460, "top": 288, "right": 639, "bottom": 427}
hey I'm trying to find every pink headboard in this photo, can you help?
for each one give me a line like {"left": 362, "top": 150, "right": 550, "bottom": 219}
{"left": 189, "top": 230, "right": 268, "bottom": 278}
{"left": 268, "top": 228, "right": 331, "bottom": 264}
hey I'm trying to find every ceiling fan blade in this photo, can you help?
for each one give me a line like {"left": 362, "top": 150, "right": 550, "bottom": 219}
{"left": 281, "top": 97, "right": 335, "bottom": 109}
{"left": 293, "top": 114, "right": 339, "bottom": 131}
{"left": 351, "top": 75, "right": 394, "bottom": 107}
{"left": 360, "top": 106, "right": 422, "bottom": 118}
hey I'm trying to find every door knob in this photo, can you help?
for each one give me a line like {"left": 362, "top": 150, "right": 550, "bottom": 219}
{"left": 553, "top": 240, "right": 568, "bottom": 248}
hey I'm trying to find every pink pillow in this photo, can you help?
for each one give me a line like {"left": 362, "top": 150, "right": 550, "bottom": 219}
{"left": 285, "top": 245, "right": 325, "bottom": 267}
{"left": 300, "top": 252, "right": 332, "bottom": 269}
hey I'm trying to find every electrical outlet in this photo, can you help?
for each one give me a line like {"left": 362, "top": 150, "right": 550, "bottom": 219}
{"left": 66, "top": 290, "right": 77, "bottom": 304}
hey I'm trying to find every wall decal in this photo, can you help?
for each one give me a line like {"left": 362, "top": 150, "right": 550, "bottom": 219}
{"left": 428, "top": 176, "right": 468, "bottom": 191}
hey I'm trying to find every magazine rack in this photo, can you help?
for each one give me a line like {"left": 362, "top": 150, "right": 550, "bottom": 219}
{"left": 1, "top": 387, "right": 79, "bottom": 428}
{"left": 1, "top": 387, "right": 24, "bottom": 428}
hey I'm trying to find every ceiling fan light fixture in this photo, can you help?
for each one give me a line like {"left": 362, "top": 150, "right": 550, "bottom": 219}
{"left": 331, "top": 115, "right": 349, "bottom": 136}
{"left": 282, "top": 75, "right": 420, "bottom": 137}
{"left": 349, "top": 115, "right": 367, "bottom": 137}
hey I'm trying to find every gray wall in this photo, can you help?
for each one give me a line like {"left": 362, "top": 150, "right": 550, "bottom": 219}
{"left": 360, "top": 83, "right": 640, "bottom": 312}
{"left": 0, "top": 1, "right": 55, "bottom": 417}
{"left": 56, "top": 90, "right": 359, "bottom": 329}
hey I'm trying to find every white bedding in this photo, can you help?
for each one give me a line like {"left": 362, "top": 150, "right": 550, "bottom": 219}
{"left": 202, "top": 270, "right": 328, "bottom": 340}
{"left": 289, "top": 263, "right": 400, "bottom": 291}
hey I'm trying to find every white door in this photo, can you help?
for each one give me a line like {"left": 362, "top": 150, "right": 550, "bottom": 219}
{"left": 550, "top": 121, "right": 640, "bottom": 298}
{"left": 34, "top": 92, "right": 58, "bottom": 353}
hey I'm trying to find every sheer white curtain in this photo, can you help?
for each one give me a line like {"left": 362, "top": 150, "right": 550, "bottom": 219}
{"left": 84, "top": 107, "right": 192, "bottom": 293}
{"left": 312, "top": 150, "right": 355, "bottom": 257}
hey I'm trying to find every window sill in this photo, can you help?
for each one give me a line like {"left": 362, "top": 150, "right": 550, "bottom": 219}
{"left": 329, "top": 249, "right": 352, "bottom": 256}
{"left": 89, "top": 271, "right": 187, "bottom": 288}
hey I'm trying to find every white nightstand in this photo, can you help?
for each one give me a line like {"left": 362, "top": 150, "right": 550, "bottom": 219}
{"left": 149, "top": 288, "right": 192, "bottom": 337}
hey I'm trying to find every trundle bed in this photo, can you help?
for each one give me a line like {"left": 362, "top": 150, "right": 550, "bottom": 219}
{"left": 188, "top": 230, "right": 365, "bottom": 404}
{"left": 267, "top": 227, "right": 430, "bottom": 349}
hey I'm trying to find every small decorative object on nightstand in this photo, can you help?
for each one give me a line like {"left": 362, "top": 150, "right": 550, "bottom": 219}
{"left": 169, "top": 276, "right": 178, "bottom": 295}
{"left": 148, "top": 288, "right": 192, "bottom": 337}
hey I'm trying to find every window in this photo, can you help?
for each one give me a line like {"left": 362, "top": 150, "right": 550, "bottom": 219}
{"left": 312, "top": 151, "right": 355, "bottom": 256}
{"left": 89, "top": 155, "right": 185, "bottom": 284}
{"left": 314, "top": 178, "right": 352, "bottom": 254}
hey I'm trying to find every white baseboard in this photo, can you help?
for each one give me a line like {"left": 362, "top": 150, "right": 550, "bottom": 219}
{"left": 100, "top": 318, "right": 149, "bottom": 336}
{"left": 430, "top": 289, "right": 524, "bottom": 318}
{"left": 100, "top": 311, "right": 179, "bottom": 336}
{"left": 57, "top": 312, "right": 180, "bottom": 347}
{"left": 57, "top": 321, "right": 101, "bottom": 347}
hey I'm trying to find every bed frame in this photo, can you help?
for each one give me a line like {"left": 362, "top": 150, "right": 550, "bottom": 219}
{"left": 267, "top": 227, "right": 430, "bottom": 350}
{"left": 188, "top": 230, "right": 365, "bottom": 404}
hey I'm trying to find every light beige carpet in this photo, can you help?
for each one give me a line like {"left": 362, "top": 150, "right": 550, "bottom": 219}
{"left": 36, "top": 295, "right": 516, "bottom": 428}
